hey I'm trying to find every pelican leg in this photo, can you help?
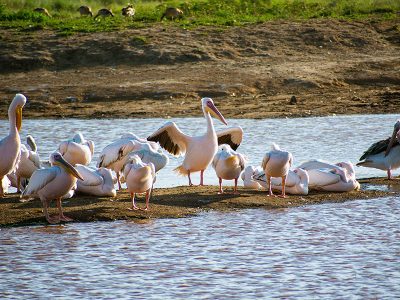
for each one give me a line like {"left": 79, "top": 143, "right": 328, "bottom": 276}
{"left": 0, "top": 179, "right": 3, "bottom": 198}
{"left": 142, "top": 189, "right": 151, "bottom": 211}
{"left": 188, "top": 171, "right": 193, "bottom": 186}
{"left": 57, "top": 197, "right": 73, "bottom": 222}
{"left": 116, "top": 172, "right": 122, "bottom": 190}
{"left": 129, "top": 193, "right": 139, "bottom": 210}
{"left": 387, "top": 169, "right": 392, "bottom": 180}
{"left": 218, "top": 178, "right": 223, "bottom": 194}
{"left": 233, "top": 178, "right": 239, "bottom": 194}
{"left": 43, "top": 200, "right": 59, "bottom": 224}
{"left": 278, "top": 175, "right": 287, "bottom": 198}
{"left": 199, "top": 170, "right": 205, "bottom": 186}
{"left": 17, "top": 176, "right": 21, "bottom": 193}
{"left": 267, "top": 175, "right": 274, "bottom": 197}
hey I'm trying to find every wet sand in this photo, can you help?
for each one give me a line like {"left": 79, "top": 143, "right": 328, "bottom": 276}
{"left": 0, "top": 177, "right": 398, "bottom": 227}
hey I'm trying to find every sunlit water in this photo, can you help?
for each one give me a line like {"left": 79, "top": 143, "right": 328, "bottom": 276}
{"left": 1, "top": 115, "right": 400, "bottom": 298}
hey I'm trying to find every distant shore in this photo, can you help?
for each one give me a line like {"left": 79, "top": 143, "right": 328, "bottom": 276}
{"left": 0, "top": 177, "right": 397, "bottom": 227}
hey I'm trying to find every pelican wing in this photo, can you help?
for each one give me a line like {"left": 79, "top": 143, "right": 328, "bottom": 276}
{"left": 21, "top": 167, "right": 58, "bottom": 197}
{"left": 217, "top": 127, "right": 243, "bottom": 150}
{"left": 147, "top": 122, "right": 190, "bottom": 156}
{"left": 28, "top": 151, "right": 41, "bottom": 169}
{"left": 212, "top": 151, "right": 222, "bottom": 169}
{"left": 261, "top": 153, "right": 270, "bottom": 170}
{"left": 131, "top": 148, "right": 169, "bottom": 172}
{"left": 98, "top": 139, "right": 137, "bottom": 168}
{"left": 75, "top": 165, "right": 103, "bottom": 186}
{"left": 307, "top": 169, "right": 340, "bottom": 187}
{"left": 237, "top": 153, "right": 246, "bottom": 171}
{"left": 359, "top": 137, "right": 398, "bottom": 160}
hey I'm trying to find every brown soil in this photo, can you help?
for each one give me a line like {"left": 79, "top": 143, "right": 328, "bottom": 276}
{"left": 0, "top": 177, "right": 398, "bottom": 227}
{"left": 0, "top": 19, "right": 399, "bottom": 119}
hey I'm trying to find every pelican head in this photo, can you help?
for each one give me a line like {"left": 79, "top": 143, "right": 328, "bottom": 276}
{"left": 201, "top": 97, "right": 227, "bottom": 125}
{"left": 26, "top": 135, "right": 37, "bottom": 152}
{"left": 9, "top": 94, "right": 27, "bottom": 132}
{"left": 50, "top": 152, "right": 84, "bottom": 180}
{"left": 385, "top": 120, "right": 400, "bottom": 156}
{"left": 293, "top": 168, "right": 309, "bottom": 181}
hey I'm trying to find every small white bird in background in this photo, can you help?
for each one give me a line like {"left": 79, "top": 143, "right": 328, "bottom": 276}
{"left": 253, "top": 167, "right": 309, "bottom": 195}
{"left": 123, "top": 155, "right": 155, "bottom": 211}
{"left": 75, "top": 165, "right": 116, "bottom": 197}
{"left": 58, "top": 132, "right": 94, "bottom": 166}
{"left": 212, "top": 144, "right": 245, "bottom": 194}
{"left": 261, "top": 143, "right": 293, "bottom": 198}
{"left": 241, "top": 165, "right": 263, "bottom": 190}
{"left": 21, "top": 152, "right": 84, "bottom": 224}
{"left": 357, "top": 120, "right": 400, "bottom": 179}
{"left": 0, "top": 94, "right": 26, "bottom": 197}
{"left": 13, "top": 135, "right": 41, "bottom": 192}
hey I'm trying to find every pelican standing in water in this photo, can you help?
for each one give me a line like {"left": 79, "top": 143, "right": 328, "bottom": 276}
{"left": 123, "top": 155, "right": 155, "bottom": 211}
{"left": 21, "top": 152, "right": 83, "bottom": 224}
{"left": 212, "top": 144, "right": 245, "bottom": 194}
{"left": 58, "top": 132, "right": 94, "bottom": 166}
{"left": 0, "top": 94, "right": 26, "bottom": 197}
{"left": 357, "top": 120, "right": 400, "bottom": 179}
{"left": 261, "top": 143, "right": 293, "bottom": 198}
{"left": 147, "top": 97, "right": 243, "bottom": 186}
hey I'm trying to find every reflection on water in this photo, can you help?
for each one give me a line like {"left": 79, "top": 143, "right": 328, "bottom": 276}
{"left": 0, "top": 114, "right": 398, "bottom": 187}
{"left": 1, "top": 197, "right": 399, "bottom": 298}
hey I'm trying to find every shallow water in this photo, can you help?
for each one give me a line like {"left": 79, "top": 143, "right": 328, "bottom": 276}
{"left": 1, "top": 197, "right": 399, "bottom": 299}
{"left": 1, "top": 114, "right": 398, "bottom": 187}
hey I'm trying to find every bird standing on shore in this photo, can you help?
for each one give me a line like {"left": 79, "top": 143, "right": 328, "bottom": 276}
{"left": 0, "top": 94, "right": 26, "bottom": 197}
{"left": 212, "top": 144, "right": 245, "bottom": 194}
{"left": 357, "top": 120, "right": 400, "bottom": 179}
{"left": 21, "top": 152, "right": 84, "bottom": 224}
{"left": 147, "top": 97, "right": 243, "bottom": 186}
{"left": 261, "top": 143, "right": 293, "bottom": 198}
{"left": 123, "top": 155, "right": 155, "bottom": 211}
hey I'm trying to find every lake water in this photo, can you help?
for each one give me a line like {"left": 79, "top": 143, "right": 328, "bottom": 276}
{"left": 0, "top": 115, "right": 399, "bottom": 298}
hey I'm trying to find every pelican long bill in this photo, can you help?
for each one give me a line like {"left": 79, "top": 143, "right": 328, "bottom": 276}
{"left": 16, "top": 106, "right": 22, "bottom": 132}
{"left": 57, "top": 156, "right": 84, "bottom": 180}
{"left": 385, "top": 127, "right": 398, "bottom": 157}
{"left": 207, "top": 101, "right": 227, "bottom": 125}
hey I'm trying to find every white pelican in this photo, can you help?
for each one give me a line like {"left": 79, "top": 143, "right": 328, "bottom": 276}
{"left": 21, "top": 152, "right": 84, "bottom": 224}
{"left": 0, "top": 94, "right": 26, "bottom": 197}
{"left": 58, "top": 132, "right": 94, "bottom": 166}
{"left": 123, "top": 155, "right": 155, "bottom": 211}
{"left": 147, "top": 97, "right": 243, "bottom": 186}
{"left": 298, "top": 159, "right": 356, "bottom": 181}
{"left": 357, "top": 120, "right": 400, "bottom": 179}
{"left": 307, "top": 168, "right": 360, "bottom": 192}
{"left": 121, "top": 132, "right": 159, "bottom": 150}
{"left": 241, "top": 166, "right": 263, "bottom": 190}
{"left": 212, "top": 144, "right": 245, "bottom": 194}
{"left": 75, "top": 165, "right": 116, "bottom": 197}
{"left": 253, "top": 167, "right": 309, "bottom": 195}
{"left": 129, "top": 143, "right": 169, "bottom": 172}
{"left": 14, "top": 135, "right": 41, "bottom": 192}
{"left": 261, "top": 143, "right": 293, "bottom": 197}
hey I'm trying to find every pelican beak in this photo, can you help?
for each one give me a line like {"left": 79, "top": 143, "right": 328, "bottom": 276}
{"left": 385, "top": 127, "right": 398, "bottom": 157}
{"left": 206, "top": 102, "right": 227, "bottom": 125}
{"left": 56, "top": 156, "right": 84, "bottom": 180}
{"left": 15, "top": 106, "right": 22, "bottom": 132}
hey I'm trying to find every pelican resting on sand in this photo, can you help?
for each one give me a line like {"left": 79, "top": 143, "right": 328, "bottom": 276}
{"left": 58, "top": 132, "right": 94, "bottom": 166}
{"left": 0, "top": 94, "right": 26, "bottom": 197}
{"left": 298, "top": 159, "right": 356, "bottom": 181}
{"left": 253, "top": 167, "right": 309, "bottom": 195}
{"left": 261, "top": 143, "right": 293, "bottom": 198}
{"left": 357, "top": 120, "right": 400, "bottom": 179}
{"left": 307, "top": 167, "right": 359, "bottom": 192}
{"left": 21, "top": 152, "right": 83, "bottom": 224}
{"left": 212, "top": 144, "right": 245, "bottom": 194}
{"left": 147, "top": 97, "right": 243, "bottom": 186}
{"left": 123, "top": 155, "right": 155, "bottom": 211}
{"left": 241, "top": 166, "right": 263, "bottom": 190}
{"left": 75, "top": 165, "right": 116, "bottom": 197}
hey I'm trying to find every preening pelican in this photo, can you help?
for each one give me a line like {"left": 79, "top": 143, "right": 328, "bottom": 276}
{"left": 307, "top": 168, "right": 360, "bottom": 192}
{"left": 253, "top": 167, "right": 309, "bottom": 195}
{"left": 75, "top": 165, "right": 116, "bottom": 197}
{"left": 129, "top": 143, "right": 169, "bottom": 172}
{"left": 123, "top": 155, "right": 155, "bottom": 211}
{"left": 0, "top": 94, "right": 26, "bottom": 197}
{"left": 212, "top": 144, "right": 245, "bottom": 194}
{"left": 21, "top": 152, "right": 83, "bottom": 224}
{"left": 357, "top": 120, "right": 400, "bottom": 179}
{"left": 147, "top": 97, "right": 243, "bottom": 186}
{"left": 121, "top": 132, "right": 159, "bottom": 151}
{"left": 298, "top": 159, "right": 356, "bottom": 181}
{"left": 241, "top": 166, "right": 263, "bottom": 190}
{"left": 261, "top": 143, "right": 293, "bottom": 197}
{"left": 13, "top": 135, "right": 41, "bottom": 192}
{"left": 58, "top": 132, "right": 94, "bottom": 166}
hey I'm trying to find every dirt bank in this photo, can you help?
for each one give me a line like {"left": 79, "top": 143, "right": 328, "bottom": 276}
{"left": 0, "top": 177, "right": 398, "bottom": 227}
{"left": 0, "top": 19, "right": 399, "bottom": 119}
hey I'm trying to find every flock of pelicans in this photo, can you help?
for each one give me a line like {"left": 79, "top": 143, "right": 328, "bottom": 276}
{"left": 1, "top": 94, "right": 399, "bottom": 224}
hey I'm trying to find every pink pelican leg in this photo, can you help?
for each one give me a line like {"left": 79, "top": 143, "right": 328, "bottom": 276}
{"left": 57, "top": 197, "right": 73, "bottom": 222}
{"left": 43, "top": 200, "right": 59, "bottom": 224}
{"left": 233, "top": 178, "right": 239, "bottom": 194}
{"left": 17, "top": 176, "right": 21, "bottom": 193}
{"left": 218, "top": 177, "right": 223, "bottom": 194}
{"left": 188, "top": 171, "right": 193, "bottom": 186}
{"left": 267, "top": 175, "right": 275, "bottom": 197}
{"left": 387, "top": 170, "right": 392, "bottom": 180}
{"left": 116, "top": 172, "right": 122, "bottom": 190}
{"left": 129, "top": 192, "right": 139, "bottom": 210}
{"left": 278, "top": 176, "right": 287, "bottom": 198}
{"left": 199, "top": 170, "right": 205, "bottom": 186}
{"left": 143, "top": 189, "right": 151, "bottom": 211}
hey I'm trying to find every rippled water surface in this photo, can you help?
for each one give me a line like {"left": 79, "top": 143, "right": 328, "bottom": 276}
{"left": 1, "top": 115, "right": 400, "bottom": 298}
{"left": 1, "top": 197, "right": 399, "bottom": 299}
